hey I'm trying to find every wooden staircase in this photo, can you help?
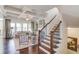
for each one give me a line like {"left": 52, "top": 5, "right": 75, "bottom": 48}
{"left": 38, "top": 15, "right": 62, "bottom": 54}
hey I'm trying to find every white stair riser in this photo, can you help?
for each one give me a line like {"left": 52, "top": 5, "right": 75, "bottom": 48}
{"left": 39, "top": 46, "right": 50, "bottom": 54}
{"left": 43, "top": 40, "right": 50, "bottom": 44}
{"left": 41, "top": 42, "right": 50, "bottom": 48}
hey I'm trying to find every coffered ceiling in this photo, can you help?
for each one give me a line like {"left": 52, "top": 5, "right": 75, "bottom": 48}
{"left": 3, "top": 5, "right": 57, "bottom": 19}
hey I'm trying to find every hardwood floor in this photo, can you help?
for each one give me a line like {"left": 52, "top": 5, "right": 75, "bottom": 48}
{"left": 18, "top": 44, "right": 38, "bottom": 54}
{"left": 4, "top": 39, "right": 38, "bottom": 54}
{"left": 4, "top": 39, "right": 18, "bottom": 54}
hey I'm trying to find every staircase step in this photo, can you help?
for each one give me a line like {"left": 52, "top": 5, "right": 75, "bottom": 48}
{"left": 52, "top": 26, "right": 60, "bottom": 29}
{"left": 39, "top": 46, "right": 50, "bottom": 54}
{"left": 42, "top": 41, "right": 59, "bottom": 49}
{"left": 41, "top": 42, "right": 50, "bottom": 48}
{"left": 39, "top": 49, "right": 47, "bottom": 54}
{"left": 43, "top": 39, "right": 50, "bottom": 44}
{"left": 50, "top": 31, "right": 59, "bottom": 34}
{"left": 51, "top": 50, "right": 56, "bottom": 54}
{"left": 40, "top": 43, "right": 50, "bottom": 51}
{"left": 44, "top": 37, "right": 50, "bottom": 41}
{"left": 55, "top": 31, "right": 60, "bottom": 33}
{"left": 54, "top": 37, "right": 61, "bottom": 40}
{"left": 45, "top": 36, "right": 51, "bottom": 40}
{"left": 39, "top": 44, "right": 58, "bottom": 54}
{"left": 53, "top": 45, "right": 59, "bottom": 48}
{"left": 45, "top": 37, "right": 50, "bottom": 41}
{"left": 54, "top": 33, "right": 60, "bottom": 36}
{"left": 53, "top": 40, "right": 60, "bottom": 44}
{"left": 42, "top": 40, "right": 50, "bottom": 46}
{"left": 46, "top": 35, "right": 51, "bottom": 37}
{"left": 55, "top": 29, "right": 60, "bottom": 32}
{"left": 54, "top": 35, "right": 60, "bottom": 38}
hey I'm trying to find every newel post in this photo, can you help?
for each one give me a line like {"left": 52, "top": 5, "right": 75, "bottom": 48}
{"left": 50, "top": 31, "right": 54, "bottom": 54}
{"left": 38, "top": 30, "right": 41, "bottom": 53}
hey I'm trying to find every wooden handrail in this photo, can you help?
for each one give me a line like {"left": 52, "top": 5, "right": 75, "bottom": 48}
{"left": 51, "top": 21, "right": 62, "bottom": 33}
{"left": 40, "top": 15, "right": 56, "bottom": 32}
{"left": 38, "top": 30, "right": 41, "bottom": 53}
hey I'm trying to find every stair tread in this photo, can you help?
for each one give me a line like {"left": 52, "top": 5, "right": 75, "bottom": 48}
{"left": 53, "top": 40, "right": 60, "bottom": 44}
{"left": 53, "top": 45, "right": 59, "bottom": 48}
{"left": 52, "top": 26, "right": 60, "bottom": 30}
{"left": 42, "top": 40, "right": 59, "bottom": 49}
{"left": 51, "top": 30, "right": 60, "bottom": 32}
{"left": 39, "top": 49, "right": 47, "bottom": 54}
{"left": 39, "top": 44, "right": 58, "bottom": 54}
{"left": 53, "top": 36, "right": 60, "bottom": 39}
{"left": 53, "top": 37, "right": 61, "bottom": 40}
{"left": 53, "top": 34, "right": 60, "bottom": 38}
{"left": 54, "top": 33, "right": 60, "bottom": 36}
{"left": 44, "top": 37, "right": 50, "bottom": 41}
{"left": 42, "top": 40, "right": 50, "bottom": 46}
{"left": 45, "top": 35, "right": 51, "bottom": 37}
{"left": 51, "top": 50, "right": 56, "bottom": 54}
{"left": 43, "top": 39, "right": 50, "bottom": 44}
{"left": 39, "top": 46, "right": 50, "bottom": 54}
{"left": 41, "top": 42, "right": 50, "bottom": 48}
{"left": 40, "top": 43, "right": 50, "bottom": 51}
{"left": 54, "top": 31, "right": 60, "bottom": 33}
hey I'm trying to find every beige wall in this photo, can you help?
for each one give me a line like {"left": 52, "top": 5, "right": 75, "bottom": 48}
{"left": 67, "top": 28, "right": 79, "bottom": 38}
{"left": 67, "top": 28, "right": 79, "bottom": 54}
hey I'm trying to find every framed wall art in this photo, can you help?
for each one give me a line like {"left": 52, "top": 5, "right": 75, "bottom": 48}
{"left": 67, "top": 36, "right": 77, "bottom": 52}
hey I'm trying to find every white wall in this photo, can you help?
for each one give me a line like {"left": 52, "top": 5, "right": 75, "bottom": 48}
{"left": 67, "top": 28, "right": 79, "bottom": 54}
{"left": 0, "top": 6, "right": 5, "bottom": 53}
{"left": 0, "top": 14, "right": 4, "bottom": 53}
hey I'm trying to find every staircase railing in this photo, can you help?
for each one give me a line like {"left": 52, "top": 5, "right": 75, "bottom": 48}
{"left": 38, "top": 15, "right": 57, "bottom": 53}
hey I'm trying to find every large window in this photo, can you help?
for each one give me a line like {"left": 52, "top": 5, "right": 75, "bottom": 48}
{"left": 10, "top": 22, "right": 33, "bottom": 34}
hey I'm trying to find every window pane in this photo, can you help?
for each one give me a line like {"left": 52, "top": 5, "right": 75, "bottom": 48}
{"left": 28, "top": 23, "right": 32, "bottom": 32}
{"left": 23, "top": 23, "right": 27, "bottom": 31}
{"left": 11, "top": 23, "right": 15, "bottom": 27}
{"left": 0, "top": 18, "right": 3, "bottom": 20}
{"left": 16, "top": 23, "right": 21, "bottom": 27}
{"left": 16, "top": 23, "right": 21, "bottom": 31}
